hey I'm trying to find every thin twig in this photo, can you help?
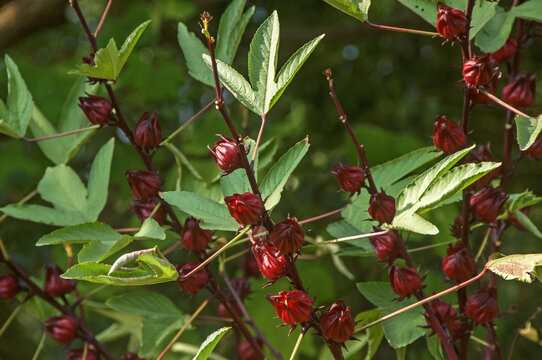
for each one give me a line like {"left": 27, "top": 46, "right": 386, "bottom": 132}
{"left": 0, "top": 189, "right": 39, "bottom": 225}
{"left": 289, "top": 331, "right": 305, "bottom": 360}
{"left": 251, "top": 114, "right": 267, "bottom": 167}
{"left": 364, "top": 21, "right": 438, "bottom": 37}
{"left": 305, "top": 229, "right": 391, "bottom": 247}
{"left": 94, "top": 0, "right": 113, "bottom": 38}
{"left": 0, "top": 296, "right": 30, "bottom": 338}
{"left": 21, "top": 125, "right": 99, "bottom": 142}
{"left": 298, "top": 207, "right": 345, "bottom": 225}
{"left": 475, "top": 228, "right": 492, "bottom": 262}
{"left": 31, "top": 332, "right": 46, "bottom": 360}
{"left": 480, "top": 90, "right": 532, "bottom": 119}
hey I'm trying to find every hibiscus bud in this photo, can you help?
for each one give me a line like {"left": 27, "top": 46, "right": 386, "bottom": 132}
{"left": 332, "top": 164, "right": 365, "bottom": 194}
{"left": 466, "top": 287, "right": 498, "bottom": 323}
{"left": 237, "top": 340, "right": 262, "bottom": 360}
{"left": 176, "top": 263, "right": 208, "bottom": 294}
{"left": 43, "top": 264, "right": 75, "bottom": 297}
{"left": 121, "top": 353, "right": 145, "bottom": 360}
{"left": 433, "top": 115, "right": 467, "bottom": 154}
{"left": 208, "top": 135, "right": 244, "bottom": 175}
{"left": 425, "top": 298, "right": 460, "bottom": 341}
{"left": 134, "top": 112, "right": 162, "bottom": 149}
{"left": 270, "top": 217, "right": 305, "bottom": 254}
{"left": 470, "top": 187, "right": 508, "bottom": 224}
{"left": 523, "top": 134, "right": 542, "bottom": 159}
{"left": 442, "top": 243, "right": 476, "bottom": 282}
{"left": 319, "top": 300, "right": 355, "bottom": 343}
{"left": 45, "top": 315, "right": 78, "bottom": 344}
{"left": 388, "top": 265, "right": 422, "bottom": 299}
{"left": 66, "top": 349, "right": 100, "bottom": 360}
{"left": 369, "top": 228, "right": 402, "bottom": 264}
{"left": 368, "top": 192, "right": 396, "bottom": 224}
{"left": 224, "top": 193, "right": 265, "bottom": 226}
{"left": 436, "top": 2, "right": 466, "bottom": 40}
{"left": 131, "top": 198, "right": 168, "bottom": 225}
{"left": 502, "top": 73, "right": 536, "bottom": 108}
{"left": 463, "top": 55, "right": 495, "bottom": 86}
{"left": 78, "top": 94, "right": 113, "bottom": 126}
{"left": 469, "top": 76, "right": 499, "bottom": 106}
{"left": 451, "top": 216, "right": 465, "bottom": 239}
{"left": 125, "top": 170, "right": 161, "bottom": 199}
{"left": 0, "top": 274, "right": 20, "bottom": 300}
{"left": 464, "top": 144, "right": 500, "bottom": 188}
{"left": 181, "top": 217, "right": 212, "bottom": 251}
{"left": 251, "top": 244, "right": 287, "bottom": 281}
{"left": 266, "top": 290, "right": 314, "bottom": 325}
{"left": 490, "top": 38, "right": 518, "bottom": 63}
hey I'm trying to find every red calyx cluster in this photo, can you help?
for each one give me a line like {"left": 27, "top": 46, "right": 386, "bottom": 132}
{"left": 0, "top": 273, "right": 20, "bottom": 300}
{"left": 43, "top": 264, "right": 75, "bottom": 297}
{"left": 470, "top": 186, "right": 508, "bottom": 224}
{"left": 208, "top": 134, "right": 245, "bottom": 175}
{"left": 176, "top": 263, "right": 208, "bottom": 294}
{"left": 523, "top": 134, "right": 542, "bottom": 160}
{"left": 369, "top": 228, "right": 402, "bottom": 264}
{"left": 433, "top": 115, "right": 466, "bottom": 154}
{"left": 368, "top": 191, "right": 396, "bottom": 224}
{"left": 318, "top": 300, "right": 355, "bottom": 343}
{"left": 266, "top": 290, "right": 314, "bottom": 326}
{"left": 502, "top": 73, "right": 536, "bottom": 108}
{"left": 425, "top": 298, "right": 460, "bottom": 341}
{"left": 490, "top": 38, "right": 518, "bottom": 64}
{"left": 466, "top": 287, "right": 499, "bottom": 323}
{"left": 45, "top": 315, "right": 78, "bottom": 344}
{"left": 78, "top": 94, "right": 113, "bottom": 126}
{"left": 251, "top": 243, "right": 287, "bottom": 282}
{"left": 388, "top": 265, "right": 422, "bottom": 300}
{"left": 131, "top": 198, "right": 167, "bottom": 225}
{"left": 436, "top": 2, "right": 466, "bottom": 41}
{"left": 125, "top": 170, "right": 161, "bottom": 199}
{"left": 332, "top": 164, "right": 365, "bottom": 194}
{"left": 181, "top": 217, "right": 212, "bottom": 251}
{"left": 270, "top": 217, "right": 305, "bottom": 254}
{"left": 134, "top": 112, "right": 162, "bottom": 150}
{"left": 224, "top": 192, "right": 265, "bottom": 226}
{"left": 442, "top": 243, "right": 476, "bottom": 282}
{"left": 66, "top": 349, "right": 100, "bottom": 360}
{"left": 463, "top": 55, "right": 495, "bottom": 86}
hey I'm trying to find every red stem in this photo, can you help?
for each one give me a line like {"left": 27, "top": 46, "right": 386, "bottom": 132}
{"left": 21, "top": 125, "right": 98, "bottom": 142}
{"left": 94, "top": 0, "right": 113, "bottom": 38}
{"left": 299, "top": 207, "right": 345, "bottom": 225}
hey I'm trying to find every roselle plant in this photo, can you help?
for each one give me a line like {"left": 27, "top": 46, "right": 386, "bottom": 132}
{"left": 1, "top": 0, "right": 542, "bottom": 359}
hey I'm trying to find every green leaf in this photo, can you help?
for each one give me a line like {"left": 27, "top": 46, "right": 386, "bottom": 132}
{"left": 470, "top": 0, "right": 499, "bottom": 39}
{"left": 427, "top": 334, "right": 445, "bottom": 360}
{"left": 84, "top": 138, "right": 115, "bottom": 220}
{"left": 505, "top": 191, "right": 542, "bottom": 213}
{"left": 391, "top": 211, "right": 439, "bottom": 235}
{"left": 516, "top": 114, "right": 542, "bottom": 151}
{"left": 216, "top": 0, "right": 254, "bottom": 64}
{"left": 260, "top": 137, "right": 310, "bottom": 208}
{"left": 38, "top": 164, "right": 88, "bottom": 213}
{"left": 0, "top": 204, "right": 88, "bottom": 226}
{"left": 323, "top": 0, "right": 372, "bottom": 21}
{"left": 475, "top": 6, "right": 516, "bottom": 53}
{"left": 485, "top": 253, "right": 542, "bottom": 283}
{"left": 193, "top": 327, "right": 231, "bottom": 360}
{"left": 107, "top": 291, "right": 182, "bottom": 317}
{"left": 69, "top": 20, "right": 151, "bottom": 80}
{"left": 512, "top": 0, "right": 542, "bottom": 22}
{"left": 396, "top": 0, "right": 436, "bottom": 25}
{"left": 160, "top": 191, "right": 239, "bottom": 231}
{"left": 141, "top": 316, "right": 187, "bottom": 358}
{"left": 513, "top": 210, "right": 542, "bottom": 239}
{"left": 62, "top": 253, "right": 178, "bottom": 285}
{"left": 165, "top": 142, "right": 204, "bottom": 183}
{"left": 134, "top": 217, "right": 166, "bottom": 240}
{"left": 354, "top": 309, "right": 384, "bottom": 360}
{"left": 177, "top": 22, "right": 213, "bottom": 86}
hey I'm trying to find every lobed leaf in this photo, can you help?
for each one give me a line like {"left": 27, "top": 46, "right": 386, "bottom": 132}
{"left": 323, "top": 0, "right": 372, "bottom": 21}
{"left": 516, "top": 114, "right": 542, "bottom": 151}
{"left": 485, "top": 253, "right": 542, "bottom": 283}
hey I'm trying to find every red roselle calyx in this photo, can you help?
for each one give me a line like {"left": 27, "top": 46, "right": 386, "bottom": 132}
{"left": 266, "top": 290, "right": 314, "bottom": 326}
{"left": 470, "top": 187, "right": 508, "bottom": 224}
{"left": 369, "top": 228, "right": 402, "bottom": 264}
{"left": 523, "top": 134, "right": 542, "bottom": 160}
{"left": 490, "top": 38, "right": 518, "bottom": 64}
{"left": 368, "top": 191, "right": 396, "bottom": 224}
{"left": 45, "top": 315, "right": 78, "bottom": 344}
{"left": 436, "top": 2, "right": 466, "bottom": 41}
{"left": 451, "top": 216, "right": 465, "bottom": 239}
{"left": 388, "top": 265, "right": 422, "bottom": 300}
{"left": 332, "top": 164, "right": 365, "bottom": 194}
{"left": 442, "top": 243, "right": 476, "bottom": 282}
{"left": 43, "top": 264, "right": 75, "bottom": 297}
{"left": 78, "top": 94, "right": 113, "bottom": 126}
{"left": 466, "top": 287, "right": 499, "bottom": 323}
{"left": 251, "top": 243, "right": 287, "bottom": 281}
{"left": 181, "top": 217, "right": 212, "bottom": 251}
{"left": 270, "top": 217, "right": 305, "bottom": 254}
{"left": 66, "top": 349, "right": 100, "bottom": 360}
{"left": 425, "top": 298, "right": 460, "bottom": 341}
{"left": 0, "top": 274, "right": 20, "bottom": 300}
{"left": 318, "top": 300, "right": 355, "bottom": 343}
{"left": 134, "top": 112, "right": 162, "bottom": 149}
{"left": 224, "top": 192, "right": 265, "bottom": 226}
{"left": 463, "top": 54, "right": 495, "bottom": 86}
{"left": 208, "top": 134, "right": 245, "bottom": 175}
{"left": 131, "top": 198, "right": 168, "bottom": 225}
{"left": 502, "top": 73, "right": 536, "bottom": 108}
{"left": 433, "top": 115, "right": 467, "bottom": 154}
{"left": 125, "top": 170, "right": 161, "bottom": 199}
{"left": 176, "top": 263, "right": 208, "bottom": 294}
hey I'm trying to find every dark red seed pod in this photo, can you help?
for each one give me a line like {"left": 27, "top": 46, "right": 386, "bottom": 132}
{"left": 436, "top": 2, "right": 466, "bottom": 40}
{"left": 469, "top": 75, "right": 499, "bottom": 106}
{"left": 433, "top": 115, "right": 467, "bottom": 154}
{"left": 369, "top": 228, "right": 402, "bottom": 264}
{"left": 78, "top": 94, "right": 113, "bottom": 126}
{"left": 0, "top": 274, "right": 20, "bottom": 300}
{"left": 43, "top": 264, "right": 75, "bottom": 297}
{"left": 442, "top": 243, "right": 476, "bottom": 282}
{"left": 490, "top": 38, "right": 518, "bottom": 63}
{"left": 463, "top": 55, "right": 495, "bottom": 86}
{"left": 270, "top": 217, "right": 305, "bottom": 254}
{"left": 466, "top": 287, "right": 498, "bottom": 323}
{"left": 464, "top": 144, "right": 500, "bottom": 188}
{"left": 181, "top": 217, "right": 212, "bottom": 251}
{"left": 134, "top": 112, "right": 162, "bottom": 149}
{"left": 470, "top": 187, "right": 508, "bottom": 224}
{"left": 121, "top": 353, "right": 145, "bottom": 360}
{"left": 266, "top": 290, "right": 314, "bottom": 325}
{"left": 237, "top": 340, "right": 261, "bottom": 360}
{"left": 331, "top": 164, "right": 365, "bottom": 194}
{"left": 251, "top": 244, "right": 287, "bottom": 281}
{"left": 66, "top": 349, "right": 100, "bottom": 360}
{"left": 425, "top": 298, "right": 460, "bottom": 341}
{"left": 45, "top": 315, "right": 78, "bottom": 345}
{"left": 130, "top": 198, "right": 167, "bottom": 225}
{"left": 176, "top": 263, "right": 208, "bottom": 294}
{"left": 451, "top": 216, "right": 464, "bottom": 239}
{"left": 523, "top": 134, "right": 542, "bottom": 159}
{"left": 318, "top": 300, "right": 355, "bottom": 343}
{"left": 502, "top": 73, "right": 536, "bottom": 108}
{"left": 207, "top": 134, "right": 244, "bottom": 175}
{"left": 125, "top": 170, "right": 161, "bottom": 199}
{"left": 224, "top": 193, "right": 265, "bottom": 226}
{"left": 388, "top": 265, "right": 422, "bottom": 299}
{"left": 368, "top": 192, "right": 396, "bottom": 224}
